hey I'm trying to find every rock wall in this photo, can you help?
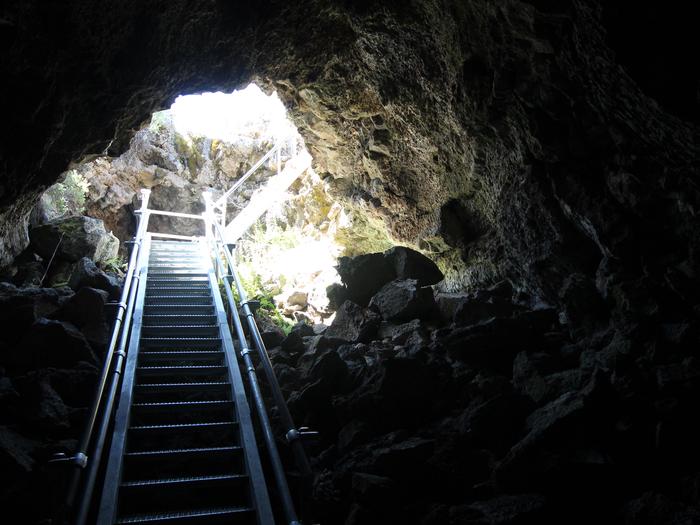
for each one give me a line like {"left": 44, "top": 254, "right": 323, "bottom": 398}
{"left": 2, "top": 1, "right": 698, "bottom": 314}
{"left": 1, "top": 1, "right": 700, "bottom": 523}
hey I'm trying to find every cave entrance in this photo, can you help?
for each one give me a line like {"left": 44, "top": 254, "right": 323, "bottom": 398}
{"left": 39, "top": 83, "right": 351, "bottom": 329}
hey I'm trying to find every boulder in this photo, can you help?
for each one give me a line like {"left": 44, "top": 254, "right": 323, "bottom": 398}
{"left": 0, "top": 426, "right": 37, "bottom": 490}
{"left": 286, "top": 291, "right": 308, "bottom": 308}
{"left": 464, "top": 493, "right": 548, "bottom": 524}
{"left": 68, "top": 258, "right": 120, "bottom": 298}
{"left": 6, "top": 318, "right": 96, "bottom": 369}
{"left": 29, "top": 216, "right": 119, "bottom": 264}
{"left": 377, "top": 318, "right": 424, "bottom": 344}
{"left": 338, "top": 420, "right": 370, "bottom": 451}
{"left": 334, "top": 246, "right": 443, "bottom": 307}
{"left": 369, "top": 279, "right": 435, "bottom": 322}
{"left": 0, "top": 283, "right": 70, "bottom": 344}
{"left": 454, "top": 281, "right": 521, "bottom": 326}
{"left": 56, "top": 287, "right": 110, "bottom": 348}
{"left": 325, "top": 282, "right": 349, "bottom": 311}
{"left": 325, "top": 301, "right": 381, "bottom": 344}
{"left": 384, "top": 246, "right": 443, "bottom": 286}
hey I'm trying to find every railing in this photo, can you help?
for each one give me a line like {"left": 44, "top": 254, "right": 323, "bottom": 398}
{"left": 57, "top": 136, "right": 313, "bottom": 523}
{"left": 204, "top": 192, "right": 315, "bottom": 525}
{"left": 211, "top": 136, "right": 303, "bottom": 230}
{"left": 54, "top": 189, "right": 152, "bottom": 525}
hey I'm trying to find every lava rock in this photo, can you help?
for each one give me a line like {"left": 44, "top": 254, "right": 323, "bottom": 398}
{"left": 7, "top": 318, "right": 96, "bottom": 369}
{"left": 325, "top": 282, "right": 349, "bottom": 311}
{"left": 454, "top": 281, "right": 521, "bottom": 326}
{"left": 465, "top": 493, "right": 548, "bottom": 524}
{"left": 56, "top": 287, "right": 110, "bottom": 348}
{"left": 68, "top": 257, "right": 120, "bottom": 298}
{"left": 369, "top": 279, "right": 435, "bottom": 322}
{"left": 384, "top": 246, "right": 444, "bottom": 286}
{"left": 0, "top": 283, "right": 67, "bottom": 341}
{"left": 325, "top": 301, "right": 380, "bottom": 344}
{"left": 351, "top": 472, "right": 397, "bottom": 505}
{"left": 377, "top": 319, "right": 424, "bottom": 344}
{"left": 335, "top": 247, "right": 443, "bottom": 307}
{"left": 29, "top": 216, "right": 119, "bottom": 264}
{"left": 338, "top": 420, "right": 370, "bottom": 451}
{"left": 0, "top": 426, "right": 37, "bottom": 490}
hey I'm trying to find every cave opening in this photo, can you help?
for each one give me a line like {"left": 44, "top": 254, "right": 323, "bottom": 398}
{"left": 35, "top": 82, "right": 366, "bottom": 329}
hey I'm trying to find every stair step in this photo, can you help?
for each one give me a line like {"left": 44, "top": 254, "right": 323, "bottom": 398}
{"left": 138, "top": 351, "right": 224, "bottom": 365}
{"left": 141, "top": 326, "right": 219, "bottom": 337}
{"left": 147, "top": 277, "right": 209, "bottom": 284}
{"left": 136, "top": 365, "right": 228, "bottom": 377}
{"left": 128, "top": 421, "right": 238, "bottom": 451}
{"left": 148, "top": 271, "right": 210, "bottom": 277}
{"left": 132, "top": 399, "right": 233, "bottom": 411}
{"left": 144, "top": 305, "right": 215, "bottom": 315}
{"left": 134, "top": 382, "right": 230, "bottom": 402}
{"left": 122, "top": 473, "right": 247, "bottom": 488}
{"left": 142, "top": 315, "right": 218, "bottom": 325}
{"left": 118, "top": 475, "right": 250, "bottom": 517}
{"left": 123, "top": 446, "right": 243, "bottom": 480}
{"left": 115, "top": 506, "right": 254, "bottom": 524}
{"left": 135, "top": 381, "right": 230, "bottom": 392}
{"left": 146, "top": 296, "right": 213, "bottom": 305}
{"left": 146, "top": 287, "right": 210, "bottom": 293}
{"left": 146, "top": 290, "right": 211, "bottom": 298}
{"left": 140, "top": 337, "right": 221, "bottom": 349}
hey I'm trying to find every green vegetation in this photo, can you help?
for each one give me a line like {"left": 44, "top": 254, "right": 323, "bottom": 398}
{"left": 42, "top": 170, "right": 90, "bottom": 219}
{"left": 101, "top": 254, "right": 127, "bottom": 274}
{"left": 226, "top": 270, "right": 294, "bottom": 335}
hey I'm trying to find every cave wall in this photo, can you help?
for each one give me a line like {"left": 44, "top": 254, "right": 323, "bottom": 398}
{"left": 2, "top": 0, "right": 699, "bottom": 326}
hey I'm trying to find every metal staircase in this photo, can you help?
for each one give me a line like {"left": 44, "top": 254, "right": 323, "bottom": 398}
{"left": 56, "top": 165, "right": 315, "bottom": 524}
{"left": 97, "top": 238, "right": 273, "bottom": 524}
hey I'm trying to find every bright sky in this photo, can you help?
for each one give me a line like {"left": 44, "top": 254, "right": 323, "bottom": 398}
{"left": 169, "top": 84, "right": 295, "bottom": 144}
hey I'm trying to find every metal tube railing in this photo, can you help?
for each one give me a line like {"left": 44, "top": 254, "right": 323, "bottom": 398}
{"left": 147, "top": 209, "right": 205, "bottom": 220}
{"left": 203, "top": 192, "right": 312, "bottom": 523}
{"left": 214, "top": 143, "right": 281, "bottom": 209}
{"left": 206, "top": 212, "right": 313, "bottom": 480}
{"left": 56, "top": 189, "right": 151, "bottom": 525}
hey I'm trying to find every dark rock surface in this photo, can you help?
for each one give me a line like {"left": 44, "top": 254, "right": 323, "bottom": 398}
{"left": 68, "top": 257, "right": 121, "bottom": 299}
{"left": 335, "top": 247, "right": 443, "bottom": 307}
{"left": 267, "top": 251, "right": 700, "bottom": 524}
{"left": 0, "top": 278, "right": 116, "bottom": 523}
{"left": 29, "top": 216, "right": 118, "bottom": 265}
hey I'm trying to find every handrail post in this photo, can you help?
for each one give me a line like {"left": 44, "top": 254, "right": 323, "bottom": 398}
{"left": 59, "top": 189, "right": 151, "bottom": 525}
{"left": 202, "top": 191, "right": 219, "bottom": 280}
{"left": 276, "top": 141, "right": 282, "bottom": 174}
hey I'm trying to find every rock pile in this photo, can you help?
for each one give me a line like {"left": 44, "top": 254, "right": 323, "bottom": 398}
{"left": 259, "top": 247, "right": 700, "bottom": 524}
{"left": 0, "top": 254, "right": 119, "bottom": 521}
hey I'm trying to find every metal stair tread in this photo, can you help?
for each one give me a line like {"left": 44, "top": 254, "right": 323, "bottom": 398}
{"left": 115, "top": 506, "right": 254, "bottom": 524}
{"left": 141, "top": 325, "right": 218, "bottom": 330}
{"left": 129, "top": 421, "right": 236, "bottom": 431}
{"left": 125, "top": 445, "right": 241, "bottom": 459}
{"left": 121, "top": 473, "right": 248, "bottom": 488}
{"left": 135, "top": 381, "right": 230, "bottom": 390}
{"left": 136, "top": 365, "right": 227, "bottom": 371}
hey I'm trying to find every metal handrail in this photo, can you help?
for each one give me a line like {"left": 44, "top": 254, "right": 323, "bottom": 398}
{"left": 214, "top": 143, "right": 281, "bottom": 210}
{"left": 205, "top": 196, "right": 314, "bottom": 474}
{"left": 56, "top": 189, "right": 152, "bottom": 525}
{"left": 203, "top": 194, "right": 313, "bottom": 524}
